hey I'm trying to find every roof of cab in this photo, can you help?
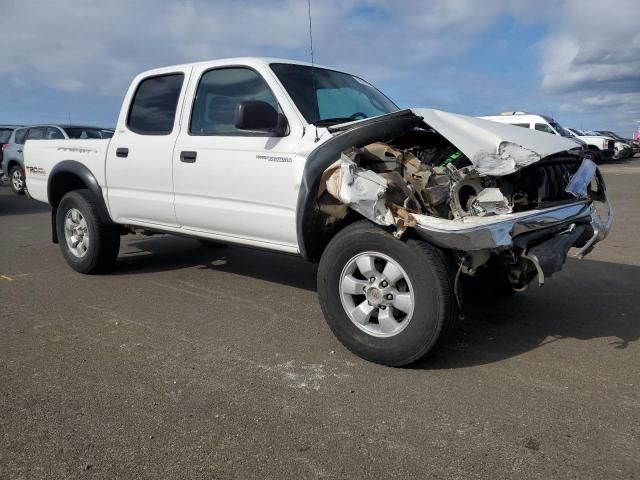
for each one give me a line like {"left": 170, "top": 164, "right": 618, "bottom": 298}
{"left": 136, "top": 57, "right": 337, "bottom": 77}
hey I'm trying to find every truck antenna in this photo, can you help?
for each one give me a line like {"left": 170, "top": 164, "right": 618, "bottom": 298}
{"left": 307, "top": 0, "right": 320, "bottom": 142}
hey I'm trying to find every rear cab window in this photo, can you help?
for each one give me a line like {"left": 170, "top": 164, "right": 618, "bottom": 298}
{"left": 127, "top": 73, "right": 185, "bottom": 135}
{"left": 46, "top": 127, "right": 65, "bottom": 139}
{"left": 26, "top": 127, "right": 47, "bottom": 140}
{"left": 64, "top": 128, "right": 103, "bottom": 139}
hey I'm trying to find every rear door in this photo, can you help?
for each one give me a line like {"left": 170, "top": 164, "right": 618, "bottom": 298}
{"left": 106, "top": 68, "right": 191, "bottom": 226}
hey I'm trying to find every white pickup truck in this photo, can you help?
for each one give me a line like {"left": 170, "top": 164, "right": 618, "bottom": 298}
{"left": 25, "top": 57, "right": 612, "bottom": 366}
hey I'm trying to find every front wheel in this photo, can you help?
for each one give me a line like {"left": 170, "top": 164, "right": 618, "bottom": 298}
{"left": 10, "top": 165, "right": 25, "bottom": 195}
{"left": 56, "top": 190, "right": 120, "bottom": 274}
{"left": 317, "top": 220, "right": 454, "bottom": 366}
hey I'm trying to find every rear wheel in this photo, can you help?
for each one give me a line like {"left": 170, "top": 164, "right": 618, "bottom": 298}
{"left": 56, "top": 190, "right": 120, "bottom": 274}
{"left": 10, "top": 165, "right": 25, "bottom": 195}
{"left": 317, "top": 220, "right": 454, "bottom": 366}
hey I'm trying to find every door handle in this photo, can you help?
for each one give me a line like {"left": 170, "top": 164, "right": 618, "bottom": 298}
{"left": 17, "top": 150, "right": 22, "bottom": 153}
{"left": 116, "top": 147, "right": 129, "bottom": 158}
{"left": 180, "top": 151, "right": 197, "bottom": 163}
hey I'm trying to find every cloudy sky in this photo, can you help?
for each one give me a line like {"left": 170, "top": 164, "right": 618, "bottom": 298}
{"left": 1, "top": 0, "right": 639, "bottom": 135}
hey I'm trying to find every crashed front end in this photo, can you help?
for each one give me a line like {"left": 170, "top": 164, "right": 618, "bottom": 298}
{"left": 318, "top": 109, "right": 612, "bottom": 291}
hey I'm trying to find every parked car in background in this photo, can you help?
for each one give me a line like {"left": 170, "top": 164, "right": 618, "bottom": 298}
{"left": 596, "top": 130, "right": 639, "bottom": 156}
{"left": 564, "top": 128, "right": 616, "bottom": 162}
{"left": 566, "top": 128, "right": 625, "bottom": 161}
{"left": 3, "top": 125, "right": 113, "bottom": 195}
{"left": 1, "top": 125, "right": 24, "bottom": 178}
{"left": 479, "top": 112, "right": 587, "bottom": 148}
{"left": 1, "top": 127, "right": 29, "bottom": 194}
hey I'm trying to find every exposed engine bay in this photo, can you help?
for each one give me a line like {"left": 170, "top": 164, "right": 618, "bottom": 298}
{"left": 317, "top": 122, "right": 610, "bottom": 292}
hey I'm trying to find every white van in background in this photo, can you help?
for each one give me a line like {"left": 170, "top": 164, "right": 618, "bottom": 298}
{"left": 480, "top": 112, "right": 614, "bottom": 163}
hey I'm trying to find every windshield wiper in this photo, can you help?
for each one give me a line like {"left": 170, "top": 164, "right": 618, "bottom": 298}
{"left": 313, "top": 117, "right": 359, "bottom": 127}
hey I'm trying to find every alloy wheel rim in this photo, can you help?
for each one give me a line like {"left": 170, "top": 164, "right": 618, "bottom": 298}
{"left": 12, "top": 169, "right": 23, "bottom": 190}
{"left": 339, "top": 251, "right": 415, "bottom": 337}
{"left": 63, "top": 208, "right": 90, "bottom": 258}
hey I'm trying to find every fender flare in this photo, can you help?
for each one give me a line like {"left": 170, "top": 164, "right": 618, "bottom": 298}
{"left": 47, "top": 160, "right": 112, "bottom": 225}
{"left": 295, "top": 111, "right": 422, "bottom": 260}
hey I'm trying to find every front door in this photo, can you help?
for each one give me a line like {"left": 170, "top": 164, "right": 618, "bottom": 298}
{"left": 172, "top": 65, "right": 301, "bottom": 249}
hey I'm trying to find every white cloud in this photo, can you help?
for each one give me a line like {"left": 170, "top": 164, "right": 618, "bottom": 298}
{"left": 0, "top": 0, "right": 546, "bottom": 95}
{"left": 1, "top": 0, "right": 637, "bottom": 133}
{"left": 538, "top": 0, "right": 640, "bottom": 132}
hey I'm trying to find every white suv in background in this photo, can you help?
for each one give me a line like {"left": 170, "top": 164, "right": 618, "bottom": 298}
{"left": 480, "top": 112, "right": 614, "bottom": 163}
{"left": 567, "top": 128, "right": 629, "bottom": 160}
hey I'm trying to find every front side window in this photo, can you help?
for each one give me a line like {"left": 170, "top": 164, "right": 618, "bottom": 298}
{"left": 127, "top": 73, "right": 184, "bottom": 135}
{"left": 270, "top": 63, "right": 398, "bottom": 126}
{"left": 190, "top": 67, "right": 279, "bottom": 135}
{"left": 548, "top": 121, "right": 574, "bottom": 138}
{"left": 535, "top": 123, "right": 555, "bottom": 134}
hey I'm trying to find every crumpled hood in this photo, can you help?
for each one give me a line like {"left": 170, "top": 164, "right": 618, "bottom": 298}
{"left": 411, "top": 108, "right": 581, "bottom": 176}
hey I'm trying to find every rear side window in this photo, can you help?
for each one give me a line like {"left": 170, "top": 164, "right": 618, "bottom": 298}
{"left": 15, "top": 129, "right": 28, "bottom": 144}
{"left": 190, "top": 67, "right": 279, "bottom": 135}
{"left": 513, "top": 123, "right": 530, "bottom": 128}
{"left": 127, "top": 73, "right": 184, "bottom": 135}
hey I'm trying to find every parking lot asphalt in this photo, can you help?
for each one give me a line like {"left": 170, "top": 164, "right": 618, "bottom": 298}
{"left": 1, "top": 161, "right": 639, "bottom": 479}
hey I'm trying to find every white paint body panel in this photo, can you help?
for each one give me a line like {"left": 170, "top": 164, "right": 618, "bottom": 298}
{"left": 23, "top": 139, "right": 109, "bottom": 203}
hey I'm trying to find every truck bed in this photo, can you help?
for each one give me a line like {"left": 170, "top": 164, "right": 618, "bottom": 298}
{"left": 24, "top": 139, "right": 110, "bottom": 204}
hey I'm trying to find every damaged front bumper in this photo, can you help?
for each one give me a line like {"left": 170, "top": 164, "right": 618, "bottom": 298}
{"left": 412, "top": 194, "right": 611, "bottom": 256}
{"left": 411, "top": 158, "right": 613, "bottom": 284}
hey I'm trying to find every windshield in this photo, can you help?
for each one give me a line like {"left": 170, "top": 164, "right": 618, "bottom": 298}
{"left": 0, "top": 129, "right": 13, "bottom": 143}
{"left": 63, "top": 128, "right": 104, "bottom": 139}
{"left": 548, "top": 121, "right": 574, "bottom": 138}
{"left": 270, "top": 63, "right": 399, "bottom": 126}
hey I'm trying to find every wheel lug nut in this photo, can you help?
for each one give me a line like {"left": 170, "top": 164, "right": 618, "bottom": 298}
{"left": 386, "top": 294, "right": 393, "bottom": 300}
{"left": 379, "top": 305, "right": 386, "bottom": 310}
{"left": 380, "top": 280, "right": 388, "bottom": 288}
{"left": 369, "top": 277, "right": 375, "bottom": 283}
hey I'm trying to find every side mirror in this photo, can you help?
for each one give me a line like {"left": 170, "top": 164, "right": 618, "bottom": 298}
{"left": 234, "top": 100, "right": 287, "bottom": 136}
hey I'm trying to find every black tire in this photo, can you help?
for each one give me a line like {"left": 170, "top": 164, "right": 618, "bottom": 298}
{"left": 10, "top": 165, "right": 25, "bottom": 195}
{"left": 56, "top": 189, "right": 120, "bottom": 274}
{"left": 317, "top": 220, "right": 454, "bottom": 366}
{"left": 589, "top": 149, "right": 602, "bottom": 164}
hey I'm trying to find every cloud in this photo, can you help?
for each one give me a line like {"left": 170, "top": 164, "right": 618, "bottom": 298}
{"left": 1, "top": 1, "right": 637, "bottom": 133}
{"left": 538, "top": 0, "right": 640, "bottom": 131}
{"left": 0, "top": 0, "right": 546, "bottom": 96}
